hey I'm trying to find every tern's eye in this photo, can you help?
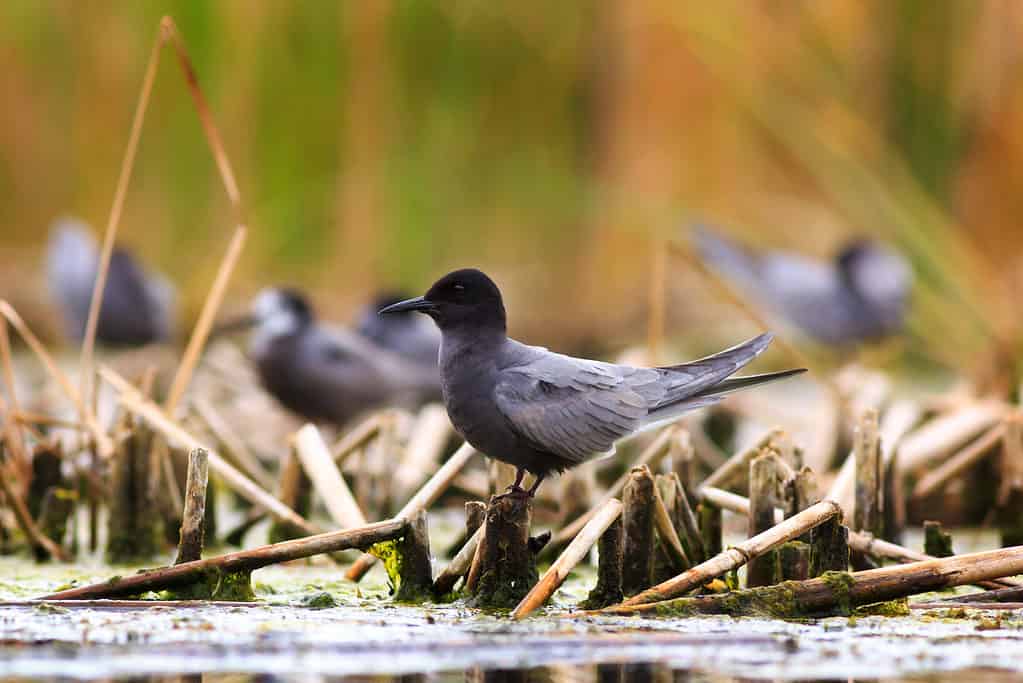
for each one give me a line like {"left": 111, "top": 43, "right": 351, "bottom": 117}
{"left": 453, "top": 283, "right": 465, "bottom": 291}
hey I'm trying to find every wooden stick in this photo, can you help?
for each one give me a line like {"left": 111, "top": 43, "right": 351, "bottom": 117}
{"left": 616, "top": 500, "right": 842, "bottom": 607}
{"left": 100, "top": 365, "right": 320, "bottom": 535}
{"left": 913, "top": 424, "right": 1005, "bottom": 499}
{"left": 747, "top": 453, "right": 782, "bottom": 587}
{"left": 550, "top": 427, "right": 675, "bottom": 549}
{"left": 175, "top": 447, "right": 209, "bottom": 564}
{"left": 192, "top": 398, "right": 275, "bottom": 491}
{"left": 511, "top": 498, "right": 623, "bottom": 619}
{"left": 898, "top": 401, "right": 1006, "bottom": 472}
{"left": 42, "top": 518, "right": 407, "bottom": 600}
{"left": 0, "top": 302, "right": 112, "bottom": 457}
{"left": 701, "top": 428, "right": 782, "bottom": 490}
{"left": 293, "top": 424, "right": 367, "bottom": 529}
{"left": 602, "top": 545, "right": 1023, "bottom": 617}
{"left": 346, "top": 441, "right": 478, "bottom": 581}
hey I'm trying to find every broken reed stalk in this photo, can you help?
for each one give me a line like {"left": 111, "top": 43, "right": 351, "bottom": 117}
{"left": 747, "top": 453, "right": 782, "bottom": 587}
{"left": 42, "top": 518, "right": 408, "bottom": 601}
{"left": 997, "top": 412, "right": 1023, "bottom": 546}
{"left": 852, "top": 409, "right": 881, "bottom": 569}
{"left": 622, "top": 466, "right": 657, "bottom": 595}
{"left": 433, "top": 525, "right": 484, "bottom": 596}
{"left": 670, "top": 428, "right": 696, "bottom": 497}
{"left": 582, "top": 516, "right": 625, "bottom": 609}
{"left": 602, "top": 545, "right": 1023, "bottom": 618}
{"left": 670, "top": 473, "right": 705, "bottom": 563}
{"left": 468, "top": 496, "right": 539, "bottom": 608}
{"left": 395, "top": 405, "right": 453, "bottom": 501}
{"left": 512, "top": 498, "right": 623, "bottom": 619}
{"left": 898, "top": 400, "right": 1006, "bottom": 472}
{"left": 551, "top": 427, "right": 675, "bottom": 549}
{"left": 699, "top": 502, "right": 723, "bottom": 558}
{"left": 616, "top": 500, "right": 842, "bottom": 608}
{"left": 702, "top": 428, "right": 783, "bottom": 491}
{"left": 923, "top": 520, "right": 954, "bottom": 558}
{"left": 293, "top": 424, "right": 367, "bottom": 529}
{"left": 100, "top": 366, "right": 321, "bottom": 535}
{"left": 652, "top": 476, "right": 689, "bottom": 573}
{"left": 0, "top": 302, "right": 112, "bottom": 457}
{"left": 346, "top": 441, "right": 478, "bottom": 582}
{"left": 913, "top": 423, "right": 1004, "bottom": 499}
{"left": 0, "top": 460, "right": 68, "bottom": 561}
{"left": 192, "top": 398, "right": 274, "bottom": 490}
{"left": 392, "top": 509, "right": 433, "bottom": 602}
{"left": 268, "top": 443, "right": 312, "bottom": 543}
{"left": 175, "top": 447, "right": 209, "bottom": 564}
{"left": 0, "top": 319, "right": 29, "bottom": 479}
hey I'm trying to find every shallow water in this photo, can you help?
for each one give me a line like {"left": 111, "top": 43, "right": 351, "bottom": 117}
{"left": 3, "top": 558, "right": 1023, "bottom": 682}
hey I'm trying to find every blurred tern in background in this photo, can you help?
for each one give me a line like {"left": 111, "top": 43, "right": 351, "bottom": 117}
{"left": 693, "top": 225, "right": 912, "bottom": 347}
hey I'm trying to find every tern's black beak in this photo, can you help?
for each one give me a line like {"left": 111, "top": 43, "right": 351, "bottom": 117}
{"left": 378, "top": 296, "right": 434, "bottom": 315}
{"left": 210, "top": 314, "right": 259, "bottom": 339}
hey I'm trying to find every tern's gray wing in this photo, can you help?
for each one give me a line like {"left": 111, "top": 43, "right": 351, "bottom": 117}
{"left": 493, "top": 334, "right": 775, "bottom": 464}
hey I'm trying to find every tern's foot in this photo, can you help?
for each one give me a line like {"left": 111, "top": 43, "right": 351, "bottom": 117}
{"left": 493, "top": 485, "right": 532, "bottom": 501}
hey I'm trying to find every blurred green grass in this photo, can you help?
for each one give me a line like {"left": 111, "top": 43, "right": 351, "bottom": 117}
{"left": 0, "top": 1, "right": 1020, "bottom": 380}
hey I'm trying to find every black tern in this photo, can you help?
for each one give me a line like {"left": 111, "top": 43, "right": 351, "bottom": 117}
{"left": 355, "top": 292, "right": 440, "bottom": 366}
{"left": 47, "top": 217, "right": 175, "bottom": 346}
{"left": 219, "top": 288, "right": 442, "bottom": 427}
{"left": 694, "top": 226, "right": 912, "bottom": 346}
{"left": 380, "top": 268, "right": 805, "bottom": 496}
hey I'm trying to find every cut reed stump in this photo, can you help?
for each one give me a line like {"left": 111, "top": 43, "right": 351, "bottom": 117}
{"left": 810, "top": 513, "right": 849, "bottom": 577}
{"left": 852, "top": 409, "right": 882, "bottom": 570}
{"left": 511, "top": 498, "right": 623, "bottom": 619}
{"left": 613, "top": 500, "right": 842, "bottom": 608}
{"left": 35, "top": 487, "right": 75, "bottom": 563}
{"left": 923, "top": 520, "right": 954, "bottom": 558}
{"left": 699, "top": 502, "right": 723, "bottom": 559}
{"left": 268, "top": 443, "right": 313, "bottom": 543}
{"left": 107, "top": 420, "right": 164, "bottom": 563}
{"left": 747, "top": 453, "right": 782, "bottom": 587}
{"left": 581, "top": 516, "right": 625, "bottom": 609}
{"left": 41, "top": 519, "right": 408, "bottom": 601}
{"left": 622, "top": 466, "right": 657, "bottom": 595}
{"left": 466, "top": 495, "right": 539, "bottom": 608}
{"left": 175, "top": 448, "right": 209, "bottom": 564}
{"left": 371, "top": 509, "right": 433, "bottom": 602}
{"left": 996, "top": 412, "right": 1023, "bottom": 547}
{"left": 597, "top": 545, "right": 1023, "bottom": 618}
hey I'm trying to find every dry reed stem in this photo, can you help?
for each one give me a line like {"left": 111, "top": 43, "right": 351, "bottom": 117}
{"left": 175, "top": 447, "right": 209, "bottom": 564}
{"left": 346, "top": 441, "right": 478, "bottom": 581}
{"left": 0, "top": 302, "right": 112, "bottom": 457}
{"left": 0, "top": 463, "right": 69, "bottom": 561}
{"left": 192, "top": 397, "right": 275, "bottom": 490}
{"left": 913, "top": 423, "right": 1006, "bottom": 499}
{"left": 395, "top": 405, "right": 452, "bottom": 500}
{"left": 651, "top": 480, "right": 689, "bottom": 572}
{"left": 512, "top": 498, "right": 623, "bottom": 619}
{"left": 701, "top": 428, "right": 782, "bottom": 490}
{"left": 614, "top": 500, "right": 842, "bottom": 608}
{"left": 332, "top": 412, "right": 384, "bottom": 463}
{"left": 551, "top": 427, "right": 675, "bottom": 548}
{"left": 898, "top": 401, "right": 1007, "bottom": 472}
{"left": 293, "top": 424, "right": 367, "bottom": 529}
{"left": 0, "top": 318, "right": 29, "bottom": 478}
{"left": 432, "top": 525, "right": 485, "bottom": 596}
{"left": 100, "top": 365, "right": 320, "bottom": 535}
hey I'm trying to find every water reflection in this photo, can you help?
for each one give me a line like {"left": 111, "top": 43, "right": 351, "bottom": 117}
{"left": 10, "top": 665, "right": 1014, "bottom": 683}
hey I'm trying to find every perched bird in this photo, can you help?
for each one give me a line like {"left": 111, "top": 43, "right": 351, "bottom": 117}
{"left": 47, "top": 217, "right": 175, "bottom": 346}
{"left": 354, "top": 291, "right": 440, "bottom": 366}
{"left": 381, "top": 268, "right": 804, "bottom": 497}
{"left": 218, "top": 288, "right": 442, "bottom": 427}
{"left": 693, "top": 226, "right": 912, "bottom": 346}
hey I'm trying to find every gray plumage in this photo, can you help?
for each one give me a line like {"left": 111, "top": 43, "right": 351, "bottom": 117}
{"left": 242, "top": 288, "right": 442, "bottom": 427}
{"left": 694, "top": 225, "right": 912, "bottom": 346}
{"left": 380, "top": 269, "right": 804, "bottom": 494}
{"left": 355, "top": 292, "right": 440, "bottom": 366}
{"left": 47, "top": 217, "right": 174, "bottom": 346}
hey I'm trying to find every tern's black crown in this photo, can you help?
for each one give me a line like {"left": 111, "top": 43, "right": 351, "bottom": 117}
{"left": 423, "top": 268, "right": 506, "bottom": 332}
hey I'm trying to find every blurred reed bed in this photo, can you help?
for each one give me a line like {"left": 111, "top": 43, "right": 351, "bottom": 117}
{"left": 1, "top": 2, "right": 1022, "bottom": 375}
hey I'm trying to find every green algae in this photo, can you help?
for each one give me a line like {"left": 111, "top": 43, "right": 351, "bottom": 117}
{"left": 854, "top": 598, "right": 910, "bottom": 617}
{"left": 819, "top": 571, "right": 855, "bottom": 615}
{"left": 160, "top": 567, "right": 255, "bottom": 601}
{"left": 299, "top": 591, "right": 338, "bottom": 609}
{"left": 368, "top": 539, "right": 432, "bottom": 604}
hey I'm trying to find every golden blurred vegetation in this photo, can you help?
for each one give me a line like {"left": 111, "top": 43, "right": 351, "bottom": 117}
{"left": 1, "top": 2, "right": 1021, "bottom": 372}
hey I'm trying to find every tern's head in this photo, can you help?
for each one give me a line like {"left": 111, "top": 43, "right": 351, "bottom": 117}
{"left": 378, "top": 268, "right": 506, "bottom": 333}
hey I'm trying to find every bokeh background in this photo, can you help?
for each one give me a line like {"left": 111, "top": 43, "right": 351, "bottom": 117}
{"left": 2, "top": 1, "right": 1022, "bottom": 374}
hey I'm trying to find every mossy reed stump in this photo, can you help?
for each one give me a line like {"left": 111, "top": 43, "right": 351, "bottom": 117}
{"left": 622, "top": 466, "right": 656, "bottom": 596}
{"left": 923, "top": 520, "right": 954, "bottom": 558}
{"left": 852, "top": 409, "right": 882, "bottom": 570}
{"left": 699, "top": 502, "right": 723, "bottom": 558}
{"left": 106, "top": 421, "right": 164, "bottom": 563}
{"left": 175, "top": 448, "right": 209, "bottom": 564}
{"left": 810, "top": 512, "right": 849, "bottom": 577}
{"left": 467, "top": 495, "right": 539, "bottom": 608}
{"left": 394, "top": 510, "right": 434, "bottom": 602}
{"left": 996, "top": 413, "right": 1023, "bottom": 547}
{"left": 747, "top": 453, "right": 782, "bottom": 587}
{"left": 582, "top": 516, "right": 624, "bottom": 609}
{"left": 34, "top": 487, "right": 75, "bottom": 562}
{"left": 28, "top": 441, "right": 64, "bottom": 520}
